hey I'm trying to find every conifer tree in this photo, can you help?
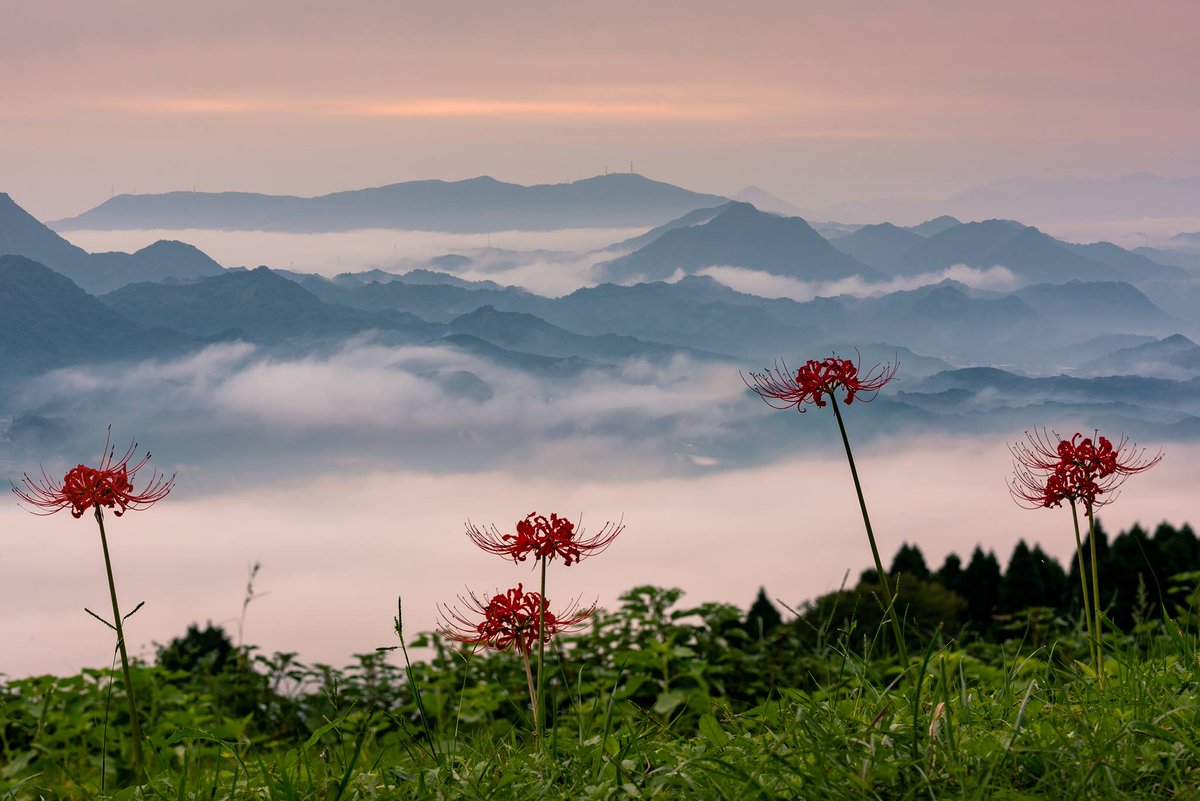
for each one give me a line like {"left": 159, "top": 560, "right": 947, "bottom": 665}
{"left": 889, "top": 543, "right": 930, "bottom": 581}
{"left": 745, "top": 586, "right": 783, "bottom": 638}
{"left": 934, "top": 552, "right": 964, "bottom": 595}
{"left": 962, "top": 546, "right": 1002, "bottom": 628}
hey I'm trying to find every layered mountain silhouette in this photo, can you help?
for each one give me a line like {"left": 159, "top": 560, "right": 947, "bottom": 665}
{"left": 1060, "top": 241, "right": 1187, "bottom": 281}
{"left": 596, "top": 202, "right": 881, "bottom": 283}
{"left": 8, "top": 170, "right": 1200, "bottom": 450}
{"left": 0, "top": 192, "right": 223, "bottom": 293}
{"left": 828, "top": 216, "right": 1186, "bottom": 286}
{"left": 805, "top": 173, "right": 1200, "bottom": 227}
{"left": 828, "top": 222, "right": 925, "bottom": 274}
{"left": 51, "top": 174, "right": 728, "bottom": 234}
{"left": 892, "top": 364, "right": 1200, "bottom": 439}
{"left": 1013, "top": 281, "right": 1175, "bottom": 334}
{"left": 443, "top": 305, "right": 721, "bottom": 363}
{"left": 1134, "top": 245, "right": 1200, "bottom": 272}
{"left": 6, "top": 245, "right": 1200, "bottom": 447}
{"left": 0, "top": 192, "right": 92, "bottom": 274}
{"left": 909, "top": 366, "right": 1200, "bottom": 412}
{"left": 100, "top": 266, "right": 436, "bottom": 343}
{"left": 941, "top": 173, "right": 1200, "bottom": 225}
{"left": 0, "top": 255, "right": 195, "bottom": 377}
{"left": 94, "top": 265, "right": 722, "bottom": 369}
{"left": 604, "top": 203, "right": 731, "bottom": 253}
{"left": 87, "top": 240, "right": 224, "bottom": 292}
{"left": 1077, "top": 334, "right": 1200, "bottom": 378}
{"left": 889, "top": 220, "right": 1123, "bottom": 282}
{"left": 596, "top": 202, "right": 1183, "bottom": 292}
{"left": 274, "top": 261, "right": 1193, "bottom": 367}
{"left": 295, "top": 274, "right": 543, "bottom": 323}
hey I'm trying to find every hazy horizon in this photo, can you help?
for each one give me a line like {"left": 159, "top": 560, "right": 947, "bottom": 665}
{"left": 5, "top": 1, "right": 1199, "bottom": 222}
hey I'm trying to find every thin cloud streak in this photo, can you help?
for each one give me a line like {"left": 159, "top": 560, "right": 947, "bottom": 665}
{"left": 80, "top": 94, "right": 761, "bottom": 122}
{"left": 693, "top": 264, "right": 1021, "bottom": 302}
{"left": 60, "top": 227, "right": 644, "bottom": 293}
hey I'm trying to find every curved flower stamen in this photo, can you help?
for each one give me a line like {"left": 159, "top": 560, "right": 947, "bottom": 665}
{"left": 466, "top": 511, "right": 624, "bottom": 566}
{"left": 742, "top": 354, "right": 897, "bottom": 413}
{"left": 439, "top": 584, "right": 592, "bottom": 654}
{"left": 1008, "top": 429, "right": 1162, "bottom": 510}
{"left": 12, "top": 429, "right": 175, "bottom": 518}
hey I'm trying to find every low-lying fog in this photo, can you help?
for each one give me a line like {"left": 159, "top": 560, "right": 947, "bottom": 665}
{"left": 64, "top": 227, "right": 1069, "bottom": 302}
{"left": 62, "top": 227, "right": 647, "bottom": 296}
{"left": 3, "top": 437, "right": 1193, "bottom": 678}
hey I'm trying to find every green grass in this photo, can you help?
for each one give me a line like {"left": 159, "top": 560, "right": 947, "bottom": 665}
{"left": 4, "top": 586, "right": 1200, "bottom": 800}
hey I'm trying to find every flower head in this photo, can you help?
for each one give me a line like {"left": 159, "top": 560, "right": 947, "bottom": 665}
{"left": 439, "top": 583, "right": 591, "bottom": 653}
{"left": 467, "top": 511, "right": 623, "bottom": 566}
{"left": 1009, "top": 429, "right": 1162, "bottom": 510}
{"left": 743, "top": 354, "right": 897, "bottom": 412}
{"left": 13, "top": 430, "right": 174, "bottom": 518}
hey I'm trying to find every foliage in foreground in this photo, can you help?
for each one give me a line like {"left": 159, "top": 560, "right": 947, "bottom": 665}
{"left": 4, "top": 580, "right": 1200, "bottom": 800}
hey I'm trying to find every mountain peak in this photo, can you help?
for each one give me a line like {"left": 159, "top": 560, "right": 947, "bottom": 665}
{"left": 730, "top": 186, "right": 803, "bottom": 215}
{"left": 908, "top": 215, "right": 961, "bottom": 237}
{"left": 597, "top": 200, "right": 881, "bottom": 283}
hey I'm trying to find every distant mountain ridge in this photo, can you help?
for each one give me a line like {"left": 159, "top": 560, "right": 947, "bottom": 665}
{"left": 597, "top": 202, "right": 881, "bottom": 283}
{"left": 1077, "top": 334, "right": 1200, "bottom": 379}
{"left": 805, "top": 173, "right": 1200, "bottom": 226}
{"left": 892, "top": 220, "right": 1123, "bottom": 282}
{"left": 1, "top": 191, "right": 224, "bottom": 293}
{"left": 6, "top": 250, "right": 1200, "bottom": 443}
{"left": 51, "top": 174, "right": 729, "bottom": 234}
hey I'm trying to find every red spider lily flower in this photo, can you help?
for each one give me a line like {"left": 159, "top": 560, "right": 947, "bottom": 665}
{"left": 1009, "top": 429, "right": 1162, "bottom": 510}
{"left": 439, "top": 584, "right": 592, "bottom": 654}
{"left": 743, "top": 354, "right": 898, "bottom": 412}
{"left": 466, "top": 511, "right": 624, "bottom": 566}
{"left": 12, "top": 430, "right": 174, "bottom": 518}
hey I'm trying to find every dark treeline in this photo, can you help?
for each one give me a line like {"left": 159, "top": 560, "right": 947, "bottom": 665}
{"left": 820, "top": 520, "right": 1200, "bottom": 645}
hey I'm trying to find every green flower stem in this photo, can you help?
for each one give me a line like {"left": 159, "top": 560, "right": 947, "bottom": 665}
{"left": 1069, "top": 501, "right": 1098, "bottom": 673}
{"left": 94, "top": 508, "right": 145, "bottom": 781}
{"left": 535, "top": 555, "right": 547, "bottom": 747}
{"left": 829, "top": 395, "right": 910, "bottom": 671}
{"left": 1086, "top": 503, "right": 1105, "bottom": 682}
{"left": 521, "top": 649, "right": 537, "bottom": 736}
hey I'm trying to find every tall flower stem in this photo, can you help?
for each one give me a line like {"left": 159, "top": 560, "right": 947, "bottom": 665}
{"left": 1068, "top": 501, "right": 1098, "bottom": 673}
{"left": 521, "top": 650, "right": 537, "bottom": 734}
{"left": 95, "top": 508, "right": 145, "bottom": 781}
{"left": 535, "top": 555, "right": 548, "bottom": 748}
{"left": 829, "top": 395, "right": 909, "bottom": 670}
{"left": 1085, "top": 503, "right": 1105, "bottom": 682}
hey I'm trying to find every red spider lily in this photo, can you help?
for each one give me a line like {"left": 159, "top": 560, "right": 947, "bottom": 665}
{"left": 467, "top": 511, "right": 624, "bottom": 566}
{"left": 743, "top": 354, "right": 898, "bottom": 412}
{"left": 1009, "top": 429, "right": 1162, "bottom": 509}
{"left": 439, "top": 584, "right": 592, "bottom": 654}
{"left": 12, "top": 430, "right": 174, "bottom": 518}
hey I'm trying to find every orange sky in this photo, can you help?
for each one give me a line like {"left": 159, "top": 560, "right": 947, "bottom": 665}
{"left": 3, "top": 0, "right": 1199, "bottom": 219}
